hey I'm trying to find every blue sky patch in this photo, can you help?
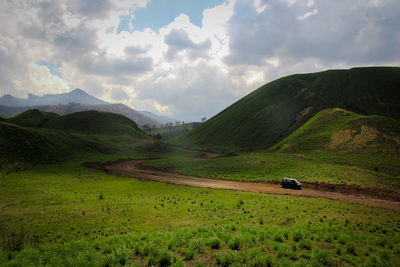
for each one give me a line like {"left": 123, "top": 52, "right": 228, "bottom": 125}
{"left": 117, "top": 0, "right": 226, "bottom": 33}
{"left": 37, "top": 61, "right": 62, "bottom": 78}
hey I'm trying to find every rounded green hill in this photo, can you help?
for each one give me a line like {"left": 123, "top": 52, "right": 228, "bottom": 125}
{"left": 269, "top": 108, "right": 400, "bottom": 156}
{"left": 43, "top": 110, "right": 147, "bottom": 137}
{"left": 6, "top": 109, "right": 59, "bottom": 127}
{"left": 173, "top": 67, "right": 400, "bottom": 152}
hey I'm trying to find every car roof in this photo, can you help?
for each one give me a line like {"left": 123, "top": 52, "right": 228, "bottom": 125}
{"left": 282, "top": 178, "right": 301, "bottom": 183}
{"left": 283, "top": 177, "right": 296, "bottom": 181}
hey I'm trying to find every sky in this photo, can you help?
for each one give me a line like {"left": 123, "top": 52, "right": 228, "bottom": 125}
{"left": 0, "top": 0, "right": 399, "bottom": 121}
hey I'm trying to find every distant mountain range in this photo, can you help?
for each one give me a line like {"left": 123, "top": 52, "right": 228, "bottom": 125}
{"left": 140, "top": 110, "right": 179, "bottom": 124}
{"left": 0, "top": 89, "right": 177, "bottom": 128}
{"left": 0, "top": 89, "right": 107, "bottom": 106}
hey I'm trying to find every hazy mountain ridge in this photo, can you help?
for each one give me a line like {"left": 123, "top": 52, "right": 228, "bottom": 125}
{"left": 140, "top": 110, "right": 179, "bottom": 124}
{"left": 0, "top": 89, "right": 108, "bottom": 106}
{"left": 0, "top": 89, "right": 171, "bottom": 128}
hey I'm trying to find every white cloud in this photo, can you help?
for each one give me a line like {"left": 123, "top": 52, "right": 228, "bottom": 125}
{"left": 297, "top": 8, "right": 318, "bottom": 20}
{"left": 154, "top": 101, "right": 169, "bottom": 113}
{"left": 0, "top": 0, "right": 399, "bottom": 121}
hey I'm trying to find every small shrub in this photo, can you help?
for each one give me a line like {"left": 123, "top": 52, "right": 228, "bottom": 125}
{"left": 3, "top": 229, "right": 29, "bottom": 251}
{"left": 338, "top": 234, "right": 347, "bottom": 245}
{"left": 209, "top": 237, "right": 221, "bottom": 249}
{"left": 228, "top": 236, "right": 242, "bottom": 250}
{"left": 363, "top": 255, "right": 385, "bottom": 267}
{"left": 158, "top": 250, "right": 174, "bottom": 267}
{"left": 312, "top": 248, "right": 331, "bottom": 266}
{"left": 189, "top": 238, "right": 205, "bottom": 253}
{"left": 183, "top": 248, "right": 195, "bottom": 261}
{"left": 114, "top": 247, "right": 130, "bottom": 266}
{"left": 293, "top": 231, "right": 303, "bottom": 242}
{"left": 99, "top": 193, "right": 104, "bottom": 200}
{"left": 273, "top": 233, "right": 283, "bottom": 243}
{"left": 216, "top": 251, "right": 239, "bottom": 266}
{"left": 277, "top": 244, "right": 291, "bottom": 258}
{"left": 249, "top": 254, "right": 275, "bottom": 267}
{"left": 346, "top": 243, "right": 357, "bottom": 255}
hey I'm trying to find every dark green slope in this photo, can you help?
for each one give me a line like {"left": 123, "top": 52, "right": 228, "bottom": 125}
{"left": 173, "top": 67, "right": 400, "bottom": 151}
{"left": 6, "top": 109, "right": 59, "bottom": 127}
{"left": 269, "top": 108, "right": 400, "bottom": 155}
{"left": 0, "top": 110, "right": 152, "bottom": 167}
{"left": 0, "top": 122, "right": 87, "bottom": 165}
{"left": 43, "top": 110, "right": 147, "bottom": 138}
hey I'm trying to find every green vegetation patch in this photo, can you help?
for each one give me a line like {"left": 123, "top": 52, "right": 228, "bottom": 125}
{"left": 6, "top": 109, "right": 59, "bottom": 128}
{"left": 173, "top": 67, "right": 400, "bottom": 152}
{"left": 43, "top": 110, "right": 147, "bottom": 137}
{"left": 0, "top": 122, "right": 88, "bottom": 166}
{"left": 0, "top": 110, "right": 156, "bottom": 167}
{"left": 145, "top": 151, "right": 400, "bottom": 191}
{"left": 0, "top": 160, "right": 399, "bottom": 266}
{"left": 269, "top": 108, "right": 400, "bottom": 157}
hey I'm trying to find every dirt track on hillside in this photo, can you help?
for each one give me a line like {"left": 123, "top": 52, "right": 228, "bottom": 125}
{"left": 84, "top": 158, "right": 400, "bottom": 212}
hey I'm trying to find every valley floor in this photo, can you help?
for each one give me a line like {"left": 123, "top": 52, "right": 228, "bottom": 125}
{"left": 1, "top": 151, "right": 399, "bottom": 266}
{"left": 87, "top": 158, "right": 400, "bottom": 212}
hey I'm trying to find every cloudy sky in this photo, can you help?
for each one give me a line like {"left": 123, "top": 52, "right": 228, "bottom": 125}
{"left": 1, "top": 0, "right": 399, "bottom": 121}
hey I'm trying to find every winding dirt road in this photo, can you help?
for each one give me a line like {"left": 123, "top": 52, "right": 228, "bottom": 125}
{"left": 84, "top": 159, "right": 400, "bottom": 212}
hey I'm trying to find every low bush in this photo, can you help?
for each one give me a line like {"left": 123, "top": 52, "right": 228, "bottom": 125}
{"left": 209, "top": 237, "right": 221, "bottom": 249}
{"left": 228, "top": 236, "right": 242, "bottom": 250}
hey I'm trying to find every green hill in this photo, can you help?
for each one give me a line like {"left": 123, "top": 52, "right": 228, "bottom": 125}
{"left": 6, "top": 109, "right": 59, "bottom": 127}
{"left": 0, "top": 110, "right": 153, "bottom": 168}
{"left": 270, "top": 108, "right": 400, "bottom": 155}
{"left": 0, "top": 122, "right": 88, "bottom": 166}
{"left": 43, "top": 110, "right": 147, "bottom": 138}
{"left": 173, "top": 67, "right": 400, "bottom": 152}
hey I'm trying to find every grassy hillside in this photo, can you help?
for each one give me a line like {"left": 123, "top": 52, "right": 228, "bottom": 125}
{"left": 0, "top": 122, "right": 88, "bottom": 167}
{"left": 173, "top": 67, "right": 400, "bottom": 152}
{"left": 6, "top": 109, "right": 59, "bottom": 127}
{"left": 43, "top": 110, "right": 148, "bottom": 138}
{"left": 147, "top": 122, "right": 201, "bottom": 140}
{"left": 269, "top": 108, "right": 400, "bottom": 156}
{"left": 0, "top": 110, "right": 153, "bottom": 168}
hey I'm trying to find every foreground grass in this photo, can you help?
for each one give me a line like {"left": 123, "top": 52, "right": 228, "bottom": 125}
{"left": 3, "top": 222, "right": 399, "bottom": 266}
{"left": 1, "top": 157, "right": 400, "bottom": 266}
{"left": 144, "top": 151, "right": 400, "bottom": 192}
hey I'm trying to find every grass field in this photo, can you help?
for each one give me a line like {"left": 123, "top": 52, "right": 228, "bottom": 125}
{"left": 1, "top": 156, "right": 399, "bottom": 266}
{"left": 144, "top": 151, "right": 400, "bottom": 192}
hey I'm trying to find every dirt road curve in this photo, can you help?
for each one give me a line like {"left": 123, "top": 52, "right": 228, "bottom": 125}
{"left": 84, "top": 159, "right": 400, "bottom": 212}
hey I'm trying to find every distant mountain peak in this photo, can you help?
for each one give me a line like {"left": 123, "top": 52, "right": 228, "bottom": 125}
{"left": 70, "top": 88, "right": 87, "bottom": 95}
{"left": 0, "top": 88, "right": 108, "bottom": 107}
